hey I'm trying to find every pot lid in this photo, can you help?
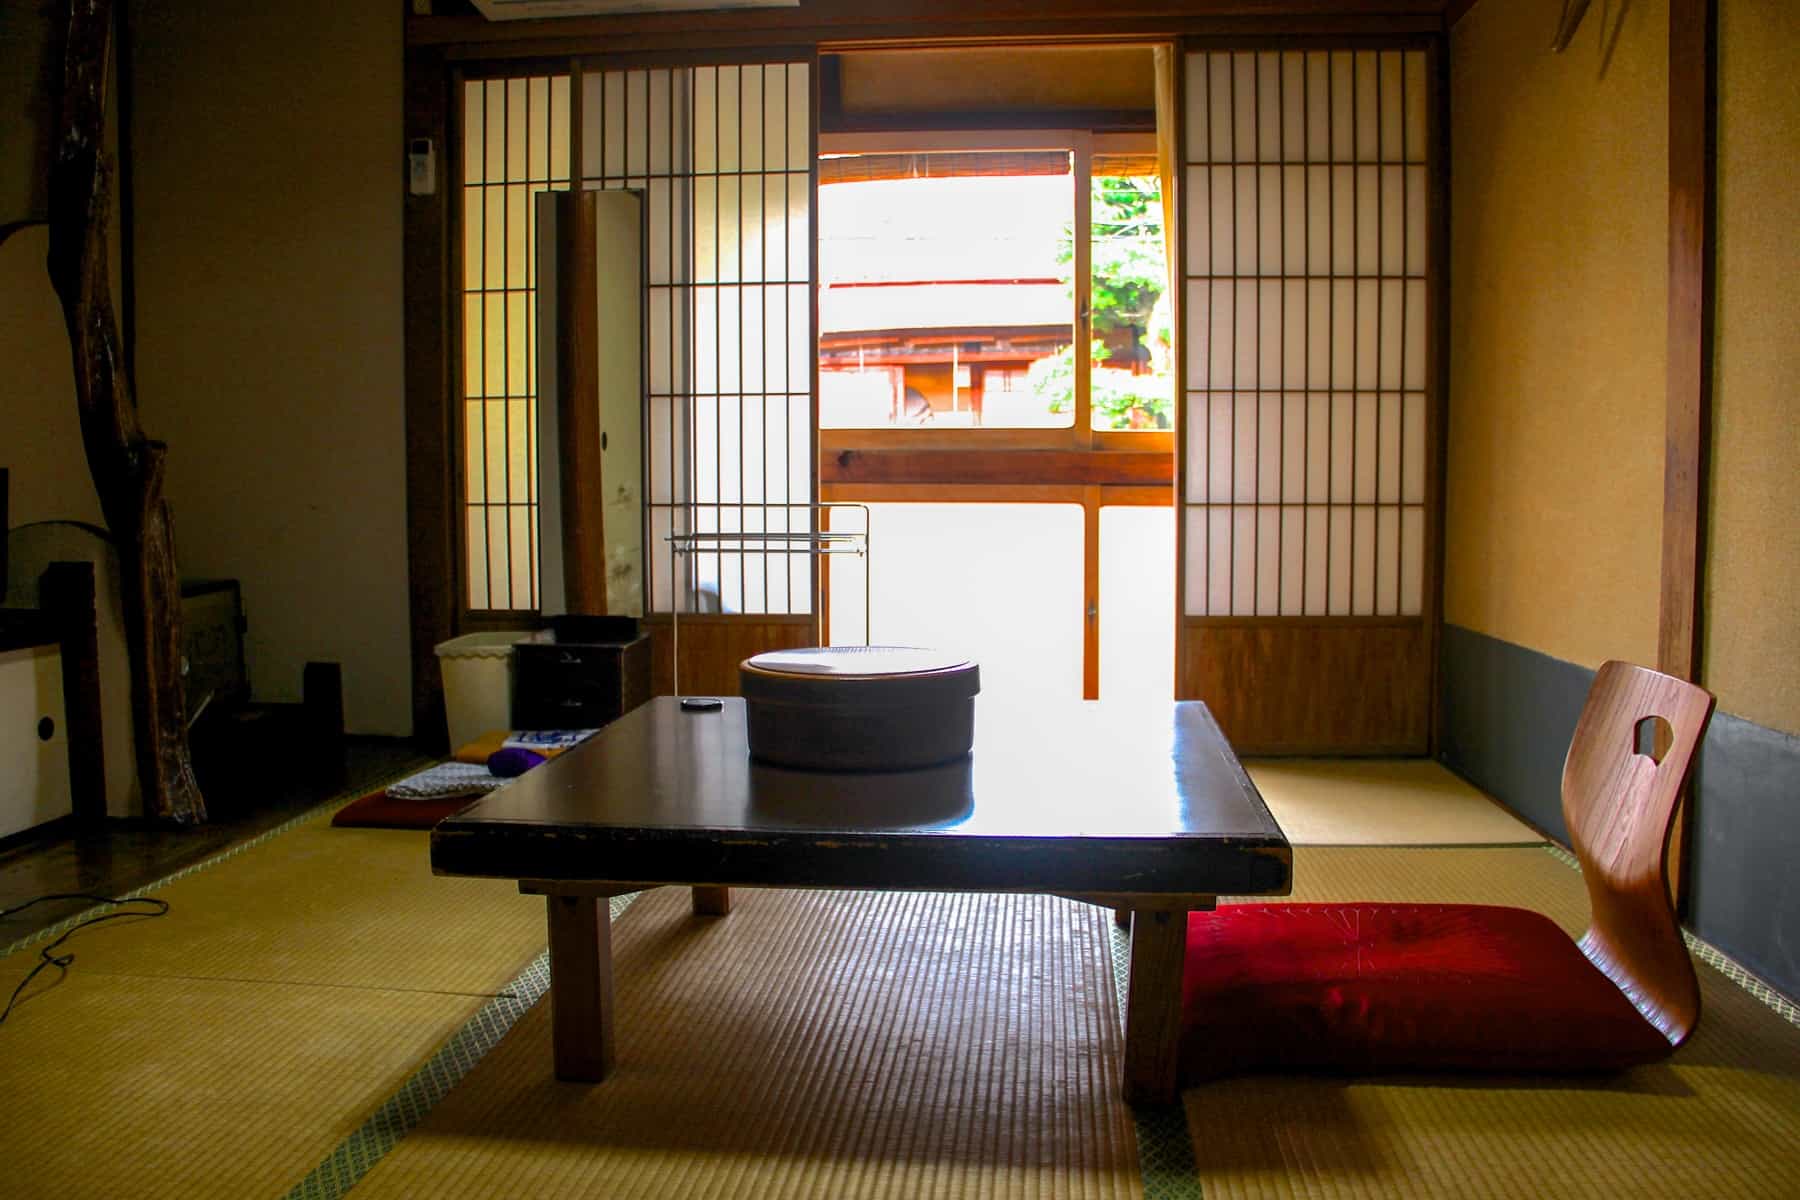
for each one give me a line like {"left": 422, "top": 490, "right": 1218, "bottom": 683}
{"left": 744, "top": 646, "right": 974, "bottom": 679}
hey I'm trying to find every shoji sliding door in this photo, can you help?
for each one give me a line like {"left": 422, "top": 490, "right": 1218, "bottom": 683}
{"left": 1177, "top": 46, "right": 1438, "bottom": 754}
{"left": 460, "top": 72, "right": 572, "bottom": 615}
{"left": 577, "top": 60, "right": 816, "bottom": 693}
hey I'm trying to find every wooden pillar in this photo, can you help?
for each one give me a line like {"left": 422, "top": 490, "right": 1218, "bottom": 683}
{"left": 1660, "top": 0, "right": 1717, "bottom": 909}
{"left": 402, "top": 46, "right": 456, "bottom": 752}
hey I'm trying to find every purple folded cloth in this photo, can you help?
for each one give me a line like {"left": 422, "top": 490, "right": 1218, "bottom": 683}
{"left": 487, "top": 746, "right": 547, "bottom": 778}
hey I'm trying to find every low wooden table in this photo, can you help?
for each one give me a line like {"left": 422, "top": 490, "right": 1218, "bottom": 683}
{"left": 431, "top": 696, "right": 1291, "bottom": 1104}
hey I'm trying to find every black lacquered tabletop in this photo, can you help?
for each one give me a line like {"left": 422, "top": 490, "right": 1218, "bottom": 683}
{"left": 431, "top": 696, "right": 1291, "bottom": 898}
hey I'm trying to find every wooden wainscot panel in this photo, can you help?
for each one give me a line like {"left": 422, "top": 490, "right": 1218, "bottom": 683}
{"left": 1180, "top": 619, "right": 1431, "bottom": 756}
{"left": 645, "top": 615, "right": 816, "bottom": 697}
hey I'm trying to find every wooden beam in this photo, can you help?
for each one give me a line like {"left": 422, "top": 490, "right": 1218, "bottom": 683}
{"left": 404, "top": 48, "right": 458, "bottom": 750}
{"left": 1660, "top": 0, "right": 1716, "bottom": 911}
{"left": 821, "top": 447, "right": 1173, "bottom": 487}
{"left": 1444, "top": 0, "right": 1481, "bottom": 29}
{"left": 410, "top": 3, "right": 1450, "bottom": 57}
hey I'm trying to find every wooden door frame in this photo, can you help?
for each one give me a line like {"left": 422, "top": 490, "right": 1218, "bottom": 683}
{"left": 403, "top": 13, "right": 1451, "bottom": 743}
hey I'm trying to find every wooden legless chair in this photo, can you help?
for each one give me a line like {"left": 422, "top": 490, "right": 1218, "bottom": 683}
{"left": 1175, "top": 660, "right": 1716, "bottom": 1082}
{"left": 1564, "top": 659, "right": 1715, "bottom": 1044}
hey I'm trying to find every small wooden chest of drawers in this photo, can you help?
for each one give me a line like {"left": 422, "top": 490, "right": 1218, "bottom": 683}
{"left": 511, "top": 633, "right": 652, "bottom": 731}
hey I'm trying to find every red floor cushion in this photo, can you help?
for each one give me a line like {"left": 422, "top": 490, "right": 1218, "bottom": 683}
{"left": 1179, "top": 903, "right": 1677, "bottom": 1083}
{"left": 330, "top": 790, "right": 476, "bottom": 830}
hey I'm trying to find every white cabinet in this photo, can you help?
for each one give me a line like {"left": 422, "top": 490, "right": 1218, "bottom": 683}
{"left": 0, "top": 645, "right": 71, "bottom": 840}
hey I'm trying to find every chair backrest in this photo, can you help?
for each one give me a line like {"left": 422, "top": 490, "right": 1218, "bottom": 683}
{"left": 1562, "top": 660, "right": 1715, "bottom": 1047}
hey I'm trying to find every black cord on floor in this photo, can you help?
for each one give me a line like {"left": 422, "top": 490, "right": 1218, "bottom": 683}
{"left": 0, "top": 893, "right": 172, "bottom": 1026}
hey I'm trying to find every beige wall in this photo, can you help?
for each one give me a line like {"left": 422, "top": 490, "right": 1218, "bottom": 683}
{"left": 2, "top": 1, "right": 120, "bottom": 533}
{"left": 0, "top": 1, "right": 57, "bottom": 226}
{"left": 0, "top": 226, "right": 105, "bottom": 531}
{"left": 1704, "top": 0, "right": 1800, "bottom": 737}
{"left": 1445, "top": 0, "right": 1668, "bottom": 670}
{"left": 128, "top": 1, "right": 410, "bottom": 734}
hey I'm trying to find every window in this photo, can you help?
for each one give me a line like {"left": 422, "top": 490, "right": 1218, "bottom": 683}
{"left": 818, "top": 150, "right": 1076, "bottom": 430}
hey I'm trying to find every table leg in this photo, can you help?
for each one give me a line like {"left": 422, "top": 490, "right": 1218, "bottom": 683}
{"left": 691, "top": 885, "right": 732, "bottom": 916}
{"left": 545, "top": 893, "right": 614, "bottom": 1082}
{"left": 1122, "top": 909, "right": 1187, "bottom": 1105}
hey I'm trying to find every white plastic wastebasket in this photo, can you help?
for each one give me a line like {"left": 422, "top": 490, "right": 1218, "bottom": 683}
{"left": 435, "top": 632, "right": 540, "bottom": 751}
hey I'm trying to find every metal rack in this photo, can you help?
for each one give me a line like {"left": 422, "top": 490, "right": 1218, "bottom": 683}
{"left": 664, "top": 502, "right": 870, "bottom": 695}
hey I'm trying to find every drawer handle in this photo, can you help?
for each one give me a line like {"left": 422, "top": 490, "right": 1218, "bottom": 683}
{"left": 558, "top": 652, "right": 583, "bottom": 665}
{"left": 560, "top": 699, "right": 585, "bottom": 708}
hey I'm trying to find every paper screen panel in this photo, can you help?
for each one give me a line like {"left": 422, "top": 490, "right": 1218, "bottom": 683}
{"left": 1181, "top": 48, "right": 1428, "bottom": 617}
{"left": 580, "top": 62, "right": 812, "bottom": 616}
{"left": 460, "top": 73, "right": 571, "bottom": 611}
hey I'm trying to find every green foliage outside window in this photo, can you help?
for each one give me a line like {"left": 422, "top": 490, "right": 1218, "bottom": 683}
{"left": 1034, "top": 175, "right": 1174, "bottom": 429}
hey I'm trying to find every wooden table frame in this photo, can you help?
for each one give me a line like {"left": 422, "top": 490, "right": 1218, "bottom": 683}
{"left": 437, "top": 697, "right": 1289, "bottom": 1108}
{"left": 521, "top": 878, "right": 1215, "bottom": 1105}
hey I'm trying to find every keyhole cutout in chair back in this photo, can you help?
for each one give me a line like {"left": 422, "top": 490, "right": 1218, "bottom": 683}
{"left": 1634, "top": 714, "right": 1672, "bottom": 763}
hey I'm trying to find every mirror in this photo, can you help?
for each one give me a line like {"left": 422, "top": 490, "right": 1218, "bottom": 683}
{"left": 534, "top": 189, "right": 645, "bottom": 617}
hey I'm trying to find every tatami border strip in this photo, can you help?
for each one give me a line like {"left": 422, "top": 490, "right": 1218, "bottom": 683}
{"left": 1109, "top": 918, "right": 1204, "bottom": 1200}
{"left": 0, "top": 761, "right": 433, "bottom": 963}
{"left": 283, "top": 892, "right": 639, "bottom": 1200}
{"left": 1539, "top": 843, "right": 1800, "bottom": 1028}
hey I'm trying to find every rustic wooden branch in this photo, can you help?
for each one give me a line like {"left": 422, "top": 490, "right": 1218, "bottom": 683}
{"left": 46, "top": 0, "right": 205, "bottom": 824}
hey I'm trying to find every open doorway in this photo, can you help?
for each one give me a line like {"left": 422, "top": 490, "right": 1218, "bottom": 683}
{"left": 814, "top": 48, "right": 1177, "bottom": 701}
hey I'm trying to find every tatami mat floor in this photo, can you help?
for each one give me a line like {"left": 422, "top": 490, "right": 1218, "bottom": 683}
{"left": 1245, "top": 758, "right": 1543, "bottom": 846}
{"left": 1, "top": 764, "right": 1795, "bottom": 1199}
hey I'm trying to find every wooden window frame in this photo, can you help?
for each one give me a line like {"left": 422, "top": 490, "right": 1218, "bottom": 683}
{"left": 817, "top": 127, "right": 1175, "bottom": 459}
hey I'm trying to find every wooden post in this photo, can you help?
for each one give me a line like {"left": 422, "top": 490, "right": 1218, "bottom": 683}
{"left": 691, "top": 885, "right": 732, "bottom": 916}
{"left": 1660, "top": 0, "right": 1716, "bottom": 910}
{"left": 1122, "top": 908, "right": 1187, "bottom": 1105}
{"left": 46, "top": 0, "right": 204, "bottom": 824}
{"left": 546, "top": 893, "right": 616, "bottom": 1082}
